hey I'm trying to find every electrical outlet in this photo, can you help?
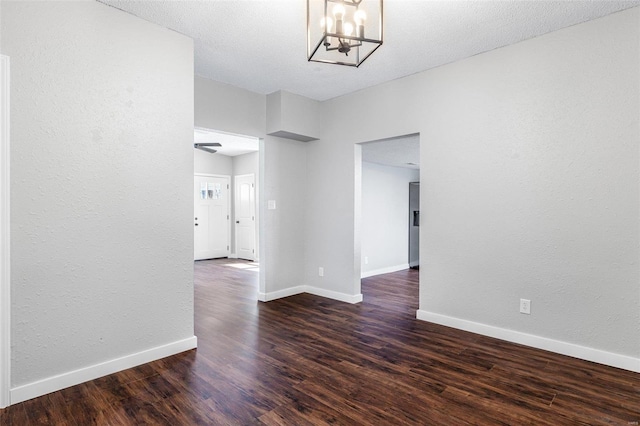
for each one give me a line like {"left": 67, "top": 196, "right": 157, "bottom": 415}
{"left": 364, "top": 256, "right": 369, "bottom": 265}
{"left": 318, "top": 267, "right": 324, "bottom": 277}
{"left": 520, "top": 298, "right": 531, "bottom": 315}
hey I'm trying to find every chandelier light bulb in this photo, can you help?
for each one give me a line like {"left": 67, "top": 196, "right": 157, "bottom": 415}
{"left": 354, "top": 10, "right": 366, "bottom": 25}
{"left": 321, "top": 16, "right": 334, "bottom": 32}
{"left": 333, "top": 4, "right": 345, "bottom": 34}
{"left": 343, "top": 21, "right": 354, "bottom": 37}
{"left": 354, "top": 9, "right": 366, "bottom": 38}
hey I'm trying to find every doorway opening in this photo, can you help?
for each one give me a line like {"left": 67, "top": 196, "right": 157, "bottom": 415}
{"left": 193, "top": 128, "right": 260, "bottom": 267}
{"left": 355, "top": 133, "right": 420, "bottom": 303}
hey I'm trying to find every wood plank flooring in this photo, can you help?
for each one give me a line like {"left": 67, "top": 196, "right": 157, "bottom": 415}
{"left": 1, "top": 258, "right": 639, "bottom": 425}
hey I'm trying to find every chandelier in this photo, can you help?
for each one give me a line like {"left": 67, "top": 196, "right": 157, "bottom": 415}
{"left": 307, "top": 0, "right": 383, "bottom": 67}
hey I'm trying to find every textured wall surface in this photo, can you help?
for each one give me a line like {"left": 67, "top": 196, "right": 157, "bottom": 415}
{"left": 307, "top": 8, "right": 639, "bottom": 358}
{"left": 194, "top": 77, "right": 266, "bottom": 139}
{"left": 262, "top": 136, "right": 307, "bottom": 293}
{"left": 420, "top": 7, "right": 639, "bottom": 355}
{"left": 1, "top": 1, "right": 195, "bottom": 386}
{"left": 417, "top": 7, "right": 639, "bottom": 357}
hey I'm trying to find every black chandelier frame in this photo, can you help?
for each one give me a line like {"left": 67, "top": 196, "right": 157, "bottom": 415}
{"left": 307, "top": 0, "right": 384, "bottom": 67}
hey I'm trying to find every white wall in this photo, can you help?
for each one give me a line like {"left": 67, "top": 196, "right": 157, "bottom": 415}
{"left": 361, "top": 162, "right": 419, "bottom": 277}
{"left": 194, "top": 148, "right": 232, "bottom": 176}
{"left": 304, "top": 8, "right": 639, "bottom": 368}
{"left": 267, "top": 91, "right": 320, "bottom": 141}
{"left": 233, "top": 151, "right": 258, "bottom": 176}
{"left": 417, "top": 9, "right": 639, "bottom": 364}
{"left": 1, "top": 0, "right": 195, "bottom": 398}
{"left": 261, "top": 136, "right": 307, "bottom": 298}
{"left": 195, "top": 77, "right": 266, "bottom": 138}
{"left": 193, "top": 149, "right": 257, "bottom": 178}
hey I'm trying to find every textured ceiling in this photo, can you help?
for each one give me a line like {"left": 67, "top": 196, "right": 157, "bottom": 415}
{"left": 362, "top": 134, "right": 420, "bottom": 169}
{"left": 99, "top": 0, "right": 638, "bottom": 101}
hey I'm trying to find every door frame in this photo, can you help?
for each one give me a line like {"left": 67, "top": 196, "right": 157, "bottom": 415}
{"left": 194, "top": 173, "right": 231, "bottom": 260}
{"left": 1, "top": 54, "right": 11, "bottom": 408}
{"left": 354, "top": 133, "right": 421, "bottom": 301}
{"left": 234, "top": 173, "right": 257, "bottom": 261}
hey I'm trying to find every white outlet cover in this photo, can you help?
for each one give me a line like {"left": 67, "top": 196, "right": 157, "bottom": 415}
{"left": 520, "top": 299, "right": 531, "bottom": 315}
{"left": 268, "top": 200, "right": 276, "bottom": 210}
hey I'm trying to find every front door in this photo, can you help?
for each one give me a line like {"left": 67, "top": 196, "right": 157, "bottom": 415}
{"left": 194, "top": 175, "right": 230, "bottom": 260}
{"left": 235, "top": 174, "right": 256, "bottom": 261}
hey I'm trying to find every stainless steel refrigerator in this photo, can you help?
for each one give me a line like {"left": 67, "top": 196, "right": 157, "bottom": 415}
{"left": 409, "top": 182, "right": 420, "bottom": 269}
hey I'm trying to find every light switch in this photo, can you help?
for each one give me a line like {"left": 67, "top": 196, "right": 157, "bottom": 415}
{"left": 268, "top": 200, "right": 276, "bottom": 210}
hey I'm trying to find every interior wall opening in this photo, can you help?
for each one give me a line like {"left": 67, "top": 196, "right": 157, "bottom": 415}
{"left": 356, "top": 133, "right": 420, "bottom": 303}
{"left": 193, "top": 127, "right": 261, "bottom": 283}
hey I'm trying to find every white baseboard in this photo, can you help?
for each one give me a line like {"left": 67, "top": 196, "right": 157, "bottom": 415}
{"left": 259, "top": 285, "right": 362, "bottom": 304}
{"left": 416, "top": 310, "right": 640, "bottom": 373}
{"left": 258, "top": 285, "right": 306, "bottom": 302}
{"left": 305, "top": 286, "right": 363, "bottom": 304}
{"left": 361, "top": 263, "right": 409, "bottom": 279}
{"left": 10, "top": 336, "right": 197, "bottom": 405}
{"left": 228, "top": 253, "right": 238, "bottom": 259}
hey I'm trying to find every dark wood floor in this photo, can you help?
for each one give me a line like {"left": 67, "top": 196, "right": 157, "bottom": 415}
{"left": 2, "top": 259, "right": 639, "bottom": 425}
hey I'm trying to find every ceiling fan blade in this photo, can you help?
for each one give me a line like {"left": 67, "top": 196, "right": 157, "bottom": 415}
{"left": 194, "top": 144, "right": 218, "bottom": 154}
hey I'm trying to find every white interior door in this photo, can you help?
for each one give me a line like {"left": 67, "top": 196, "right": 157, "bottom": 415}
{"left": 194, "top": 175, "right": 230, "bottom": 260}
{"left": 235, "top": 174, "right": 256, "bottom": 261}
